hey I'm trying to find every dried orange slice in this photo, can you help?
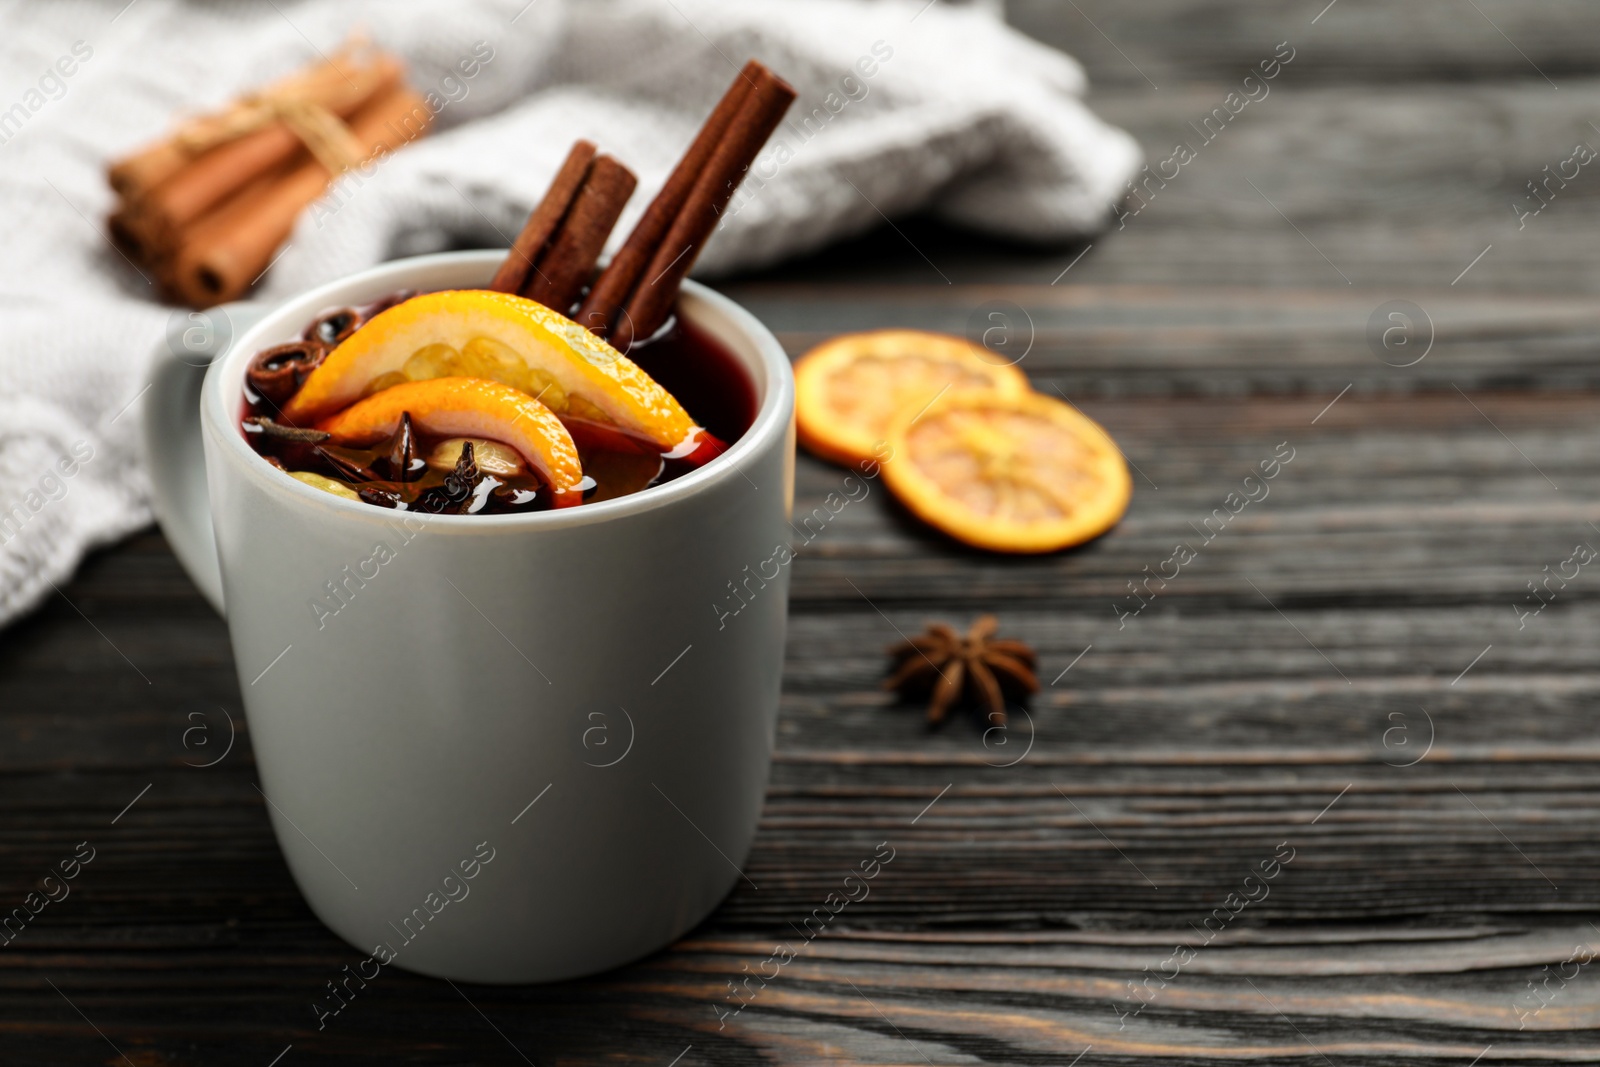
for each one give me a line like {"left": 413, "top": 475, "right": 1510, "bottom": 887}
{"left": 316, "top": 377, "right": 586, "bottom": 507}
{"left": 794, "top": 330, "right": 1030, "bottom": 466}
{"left": 882, "top": 389, "right": 1130, "bottom": 553}
{"left": 282, "top": 290, "right": 706, "bottom": 455}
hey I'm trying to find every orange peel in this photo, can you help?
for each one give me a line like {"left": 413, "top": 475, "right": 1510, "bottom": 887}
{"left": 794, "top": 330, "right": 1030, "bottom": 466}
{"left": 316, "top": 377, "right": 586, "bottom": 507}
{"left": 882, "top": 389, "right": 1130, "bottom": 553}
{"left": 282, "top": 290, "right": 703, "bottom": 454}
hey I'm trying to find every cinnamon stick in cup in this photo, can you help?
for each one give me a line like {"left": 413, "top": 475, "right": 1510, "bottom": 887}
{"left": 488, "top": 140, "right": 596, "bottom": 295}
{"left": 612, "top": 65, "right": 794, "bottom": 349}
{"left": 575, "top": 61, "right": 760, "bottom": 337}
{"left": 489, "top": 143, "right": 638, "bottom": 317}
{"left": 521, "top": 155, "right": 637, "bottom": 315}
{"left": 489, "top": 60, "right": 792, "bottom": 345}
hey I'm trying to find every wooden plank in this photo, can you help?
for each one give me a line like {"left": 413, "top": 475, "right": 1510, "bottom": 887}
{"left": 1009, "top": 0, "right": 1600, "bottom": 89}
{"left": 730, "top": 284, "right": 1600, "bottom": 403}
{"left": 3, "top": 919, "right": 1596, "bottom": 1063}
{"left": 728, "top": 78, "right": 1600, "bottom": 294}
{"left": 6, "top": 4, "right": 1600, "bottom": 1057}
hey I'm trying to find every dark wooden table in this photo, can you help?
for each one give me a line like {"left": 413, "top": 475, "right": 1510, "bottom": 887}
{"left": 7, "top": 2, "right": 1600, "bottom": 1062}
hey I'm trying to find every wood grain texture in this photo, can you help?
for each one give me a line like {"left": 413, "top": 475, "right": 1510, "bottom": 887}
{"left": 1009, "top": 0, "right": 1600, "bottom": 89}
{"left": 5, "top": 2, "right": 1600, "bottom": 1064}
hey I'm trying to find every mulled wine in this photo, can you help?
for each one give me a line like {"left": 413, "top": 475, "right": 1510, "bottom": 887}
{"left": 241, "top": 289, "right": 755, "bottom": 514}
{"left": 239, "top": 58, "right": 789, "bottom": 516}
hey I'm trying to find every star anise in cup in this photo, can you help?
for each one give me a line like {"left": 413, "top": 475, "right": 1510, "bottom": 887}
{"left": 415, "top": 441, "right": 484, "bottom": 514}
{"left": 884, "top": 616, "right": 1039, "bottom": 726}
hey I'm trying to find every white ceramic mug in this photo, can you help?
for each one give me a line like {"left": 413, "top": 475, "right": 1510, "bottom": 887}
{"left": 145, "top": 250, "right": 795, "bottom": 983}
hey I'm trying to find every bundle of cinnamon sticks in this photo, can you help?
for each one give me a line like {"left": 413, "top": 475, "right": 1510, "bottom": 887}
{"left": 492, "top": 60, "right": 795, "bottom": 349}
{"left": 108, "top": 40, "right": 430, "bottom": 308}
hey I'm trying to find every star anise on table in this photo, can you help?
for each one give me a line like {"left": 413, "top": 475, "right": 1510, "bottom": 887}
{"left": 883, "top": 615, "right": 1040, "bottom": 726}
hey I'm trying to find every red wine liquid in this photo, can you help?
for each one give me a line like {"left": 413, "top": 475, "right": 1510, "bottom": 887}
{"left": 240, "top": 294, "right": 757, "bottom": 514}
{"left": 628, "top": 315, "right": 757, "bottom": 446}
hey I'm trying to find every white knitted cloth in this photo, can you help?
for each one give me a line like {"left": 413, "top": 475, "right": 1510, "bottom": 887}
{"left": 0, "top": 0, "right": 1139, "bottom": 627}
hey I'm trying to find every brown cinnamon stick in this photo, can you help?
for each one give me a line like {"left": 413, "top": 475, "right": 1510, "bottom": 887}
{"left": 141, "top": 165, "right": 286, "bottom": 295}
{"left": 487, "top": 140, "right": 597, "bottom": 295}
{"left": 614, "top": 66, "right": 794, "bottom": 349}
{"left": 170, "top": 86, "right": 432, "bottom": 307}
{"left": 137, "top": 56, "right": 403, "bottom": 241}
{"left": 520, "top": 154, "right": 637, "bottom": 315}
{"left": 576, "top": 61, "right": 759, "bottom": 336}
{"left": 108, "top": 205, "right": 153, "bottom": 263}
{"left": 108, "top": 45, "right": 399, "bottom": 200}
{"left": 110, "top": 141, "right": 194, "bottom": 205}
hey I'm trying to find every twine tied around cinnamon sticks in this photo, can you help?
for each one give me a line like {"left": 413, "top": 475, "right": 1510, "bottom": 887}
{"left": 174, "top": 95, "right": 370, "bottom": 180}
{"left": 107, "top": 38, "right": 430, "bottom": 308}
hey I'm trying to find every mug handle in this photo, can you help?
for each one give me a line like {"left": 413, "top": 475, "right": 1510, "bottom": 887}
{"left": 143, "top": 301, "right": 271, "bottom": 615}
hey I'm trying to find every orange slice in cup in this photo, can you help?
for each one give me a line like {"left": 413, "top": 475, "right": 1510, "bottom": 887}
{"left": 882, "top": 389, "right": 1131, "bottom": 553}
{"left": 282, "top": 290, "right": 705, "bottom": 455}
{"left": 795, "top": 330, "right": 1030, "bottom": 466}
{"left": 316, "top": 377, "right": 586, "bottom": 507}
